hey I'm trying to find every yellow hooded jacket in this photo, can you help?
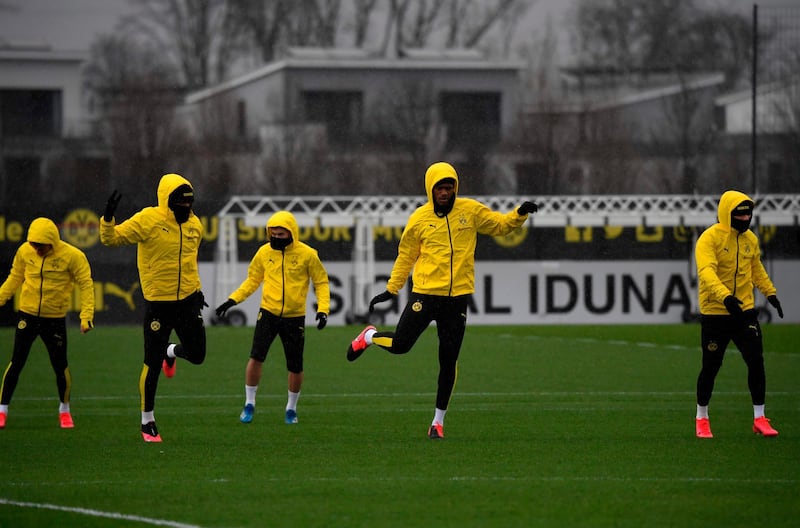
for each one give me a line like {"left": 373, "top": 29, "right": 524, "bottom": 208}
{"left": 0, "top": 217, "right": 94, "bottom": 322}
{"left": 387, "top": 162, "right": 529, "bottom": 297}
{"left": 696, "top": 189, "right": 776, "bottom": 315}
{"left": 228, "top": 211, "right": 330, "bottom": 318}
{"left": 100, "top": 173, "right": 203, "bottom": 302}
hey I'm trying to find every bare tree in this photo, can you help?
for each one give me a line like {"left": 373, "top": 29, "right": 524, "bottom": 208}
{"left": 122, "top": 0, "right": 233, "bottom": 89}
{"left": 255, "top": 91, "right": 333, "bottom": 193}
{"left": 569, "top": 0, "right": 754, "bottom": 87}
{"left": 223, "top": 0, "right": 291, "bottom": 64}
{"left": 84, "top": 34, "right": 190, "bottom": 204}
{"left": 374, "top": 0, "right": 532, "bottom": 57}
{"left": 351, "top": 0, "right": 380, "bottom": 47}
{"left": 448, "top": 0, "right": 525, "bottom": 48}
{"left": 769, "top": 75, "right": 800, "bottom": 192}
{"left": 658, "top": 75, "right": 720, "bottom": 193}
{"left": 225, "top": 0, "right": 343, "bottom": 63}
{"left": 508, "top": 15, "right": 570, "bottom": 194}
{"left": 366, "top": 79, "right": 441, "bottom": 193}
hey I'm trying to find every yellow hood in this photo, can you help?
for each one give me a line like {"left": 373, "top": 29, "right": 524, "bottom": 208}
{"left": 717, "top": 189, "right": 754, "bottom": 229}
{"left": 157, "top": 173, "right": 194, "bottom": 209}
{"left": 424, "top": 162, "right": 459, "bottom": 204}
{"left": 267, "top": 210, "right": 300, "bottom": 244}
{"left": 27, "top": 217, "right": 61, "bottom": 247}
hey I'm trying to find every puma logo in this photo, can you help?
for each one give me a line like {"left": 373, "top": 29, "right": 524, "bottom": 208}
{"left": 105, "top": 282, "right": 141, "bottom": 311}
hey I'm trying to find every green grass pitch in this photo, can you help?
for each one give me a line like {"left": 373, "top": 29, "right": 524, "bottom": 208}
{"left": 0, "top": 323, "right": 798, "bottom": 527}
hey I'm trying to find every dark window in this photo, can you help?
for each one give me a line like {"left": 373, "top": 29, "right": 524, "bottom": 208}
{"left": 302, "top": 91, "right": 363, "bottom": 144}
{"left": 440, "top": 92, "right": 500, "bottom": 149}
{"left": 74, "top": 158, "right": 112, "bottom": 199}
{"left": 713, "top": 105, "right": 726, "bottom": 132}
{"left": 237, "top": 100, "right": 246, "bottom": 137}
{"left": 0, "top": 90, "right": 62, "bottom": 137}
{"left": 515, "top": 162, "right": 549, "bottom": 195}
{"left": 3, "top": 157, "right": 41, "bottom": 212}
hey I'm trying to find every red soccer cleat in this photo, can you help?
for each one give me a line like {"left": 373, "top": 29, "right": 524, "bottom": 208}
{"left": 59, "top": 412, "right": 74, "bottom": 429}
{"left": 753, "top": 416, "right": 778, "bottom": 437}
{"left": 0, "top": 411, "right": 6, "bottom": 429}
{"left": 141, "top": 421, "right": 162, "bottom": 442}
{"left": 695, "top": 418, "right": 713, "bottom": 438}
{"left": 428, "top": 422, "right": 444, "bottom": 440}
{"left": 347, "top": 325, "right": 376, "bottom": 362}
{"left": 162, "top": 357, "right": 176, "bottom": 378}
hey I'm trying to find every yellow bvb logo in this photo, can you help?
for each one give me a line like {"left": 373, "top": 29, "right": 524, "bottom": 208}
{"left": 707, "top": 342, "right": 718, "bottom": 352}
{"left": 62, "top": 209, "right": 101, "bottom": 249}
{"left": 493, "top": 227, "right": 528, "bottom": 248}
{"left": 150, "top": 320, "right": 161, "bottom": 332}
{"left": 17, "top": 320, "right": 27, "bottom": 330}
{"left": 412, "top": 301, "right": 423, "bottom": 312}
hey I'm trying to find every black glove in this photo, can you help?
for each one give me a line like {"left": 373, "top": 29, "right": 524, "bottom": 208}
{"left": 198, "top": 290, "right": 209, "bottom": 308}
{"left": 316, "top": 312, "right": 327, "bottom": 330}
{"left": 104, "top": 190, "right": 122, "bottom": 221}
{"left": 723, "top": 295, "right": 744, "bottom": 317}
{"left": 368, "top": 290, "right": 394, "bottom": 312}
{"left": 517, "top": 201, "right": 538, "bottom": 215}
{"left": 767, "top": 295, "right": 783, "bottom": 319}
{"left": 215, "top": 298, "right": 236, "bottom": 318}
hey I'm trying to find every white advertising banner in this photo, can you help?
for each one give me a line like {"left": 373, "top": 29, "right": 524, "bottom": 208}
{"left": 200, "top": 260, "right": 799, "bottom": 326}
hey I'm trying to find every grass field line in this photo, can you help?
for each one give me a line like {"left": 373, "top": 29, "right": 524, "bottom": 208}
{"left": 4, "top": 474, "right": 796, "bottom": 488}
{"left": 511, "top": 334, "right": 688, "bottom": 349}
{"left": 11, "top": 389, "right": 797, "bottom": 404}
{"left": 512, "top": 334, "right": 799, "bottom": 356}
{"left": 0, "top": 497, "right": 201, "bottom": 528}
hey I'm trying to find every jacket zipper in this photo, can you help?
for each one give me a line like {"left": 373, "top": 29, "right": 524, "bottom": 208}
{"left": 445, "top": 216, "right": 453, "bottom": 296}
{"left": 177, "top": 224, "right": 183, "bottom": 300}
{"left": 732, "top": 233, "right": 740, "bottom": 298}
{"left": 38, "top": 256, "right": 46, "bottom": 316}
{"left": 280, "top": 251, "right": 286, "bottom": 317}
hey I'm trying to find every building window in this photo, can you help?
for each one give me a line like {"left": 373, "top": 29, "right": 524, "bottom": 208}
{"left": 237, "top": 100, "right": 246, "bottom": 137}
{"left": 3, "top": 157, "right": 40, "bottom": 210}
{"left": 302, "top": 91, "right": 363, "bottom": 144}
{"left": 440, "top": 92, "right": 500, "bottom": 149}
{"left": 713, "top": 105, "right": 726, "bottom": 133}
{"left": 0, "top": 89, "right": 62, "bottom": 137}
{"left": 515, "top": 162, "right": 549, "bottom": 195}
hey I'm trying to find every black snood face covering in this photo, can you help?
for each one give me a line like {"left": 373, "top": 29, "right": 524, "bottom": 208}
{"left": 730, "top": 201, "right": 753, "bottom": 234}
{"left": 270, "top": 236, "right": 292, "bottom": 251}
{"left": 434, "top": 193, "right": 455, "bottom": 217}
{"left": 168, "top": 185, "right": 194, "bottom": 224}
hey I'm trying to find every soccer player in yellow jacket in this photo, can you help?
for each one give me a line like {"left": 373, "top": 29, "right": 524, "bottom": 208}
{"left": 346, "top": 161, "right": 538, "bottom": 439}
{"left": 694, "top": 189, "right": 784, "bottom": 439}
{"left": 215, "top": 210, "right": 330, "bottom": 425}
{"left": 100, "top": 173, "right": 207, "bottom": 443}
{"left": 0, "top": 217, "right": 94, "bottom": 429}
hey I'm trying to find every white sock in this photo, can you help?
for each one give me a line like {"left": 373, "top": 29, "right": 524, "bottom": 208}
{"left": 142, "top": 411, "right": 155, "bottom": 425}
{"left": 245, "top": 385, "right": 258, "bottom": 406}
{"left": 286, "top": 390, "right": 300, "bottom": 411}
{"left": 754, "top": 404, "right": 765, "bottom": 419}
{"left": 0, "top": 404, "right": 9, "bottom": 414}
{"left": 365, "top": 328, "right": 376, "bottom": 345}
{"left": 433, "top": 408, "right": 446, "bottom": 426}
{"left": 166, "top": 343, "right": 177, "bottom": 359}
{"left": 59, "top": 402, "right": 70, "bottom": 413}
{"left": 696, "top": 405, "right": 709, "bottom": 419}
